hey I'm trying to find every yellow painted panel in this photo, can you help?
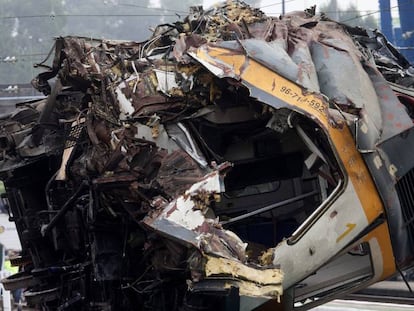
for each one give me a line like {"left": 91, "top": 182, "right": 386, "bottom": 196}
{"left": 336, "top": 223, "right": 356, "bottom": 243}
{"left": 364, "top": 222, "right": 396, "bottom": 279}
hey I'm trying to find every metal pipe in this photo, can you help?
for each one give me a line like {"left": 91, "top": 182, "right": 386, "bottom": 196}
{"left": 221, "top": 190, "right": 319, "bottom": 225}
{"left": 41, "top": 181, "right": 87, "bottom": 236}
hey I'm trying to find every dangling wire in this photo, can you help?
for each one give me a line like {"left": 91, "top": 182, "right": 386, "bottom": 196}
{"left": 397, "top": 264, "right": 413, "bottom": 294}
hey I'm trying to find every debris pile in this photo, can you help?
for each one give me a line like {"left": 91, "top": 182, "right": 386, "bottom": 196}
{"left": 0, "top": 1, "right": 413, "bottom": 310}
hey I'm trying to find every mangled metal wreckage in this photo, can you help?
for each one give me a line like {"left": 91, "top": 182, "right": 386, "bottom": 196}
{"left": 1, "top": 2, "right": 414, "bottom": 310}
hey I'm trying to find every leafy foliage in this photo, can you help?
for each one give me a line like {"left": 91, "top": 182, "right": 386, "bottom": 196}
{"left": 318, "top": 0, "right": 379, "bottom": 29}
{"left": 0, "top": 0, "right": 66, "bottom": 83}
{"left": 0, "top": 0, "right": 201, "bottom": 84}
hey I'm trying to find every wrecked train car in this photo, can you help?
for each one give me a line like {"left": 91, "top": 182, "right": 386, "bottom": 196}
{"left": 1, "top": 1, "right": 414, "bottom": 310}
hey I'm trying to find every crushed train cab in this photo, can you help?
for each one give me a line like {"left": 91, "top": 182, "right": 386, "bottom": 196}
{"left": 0, "top": 2, "right": 414, "bottom": 310}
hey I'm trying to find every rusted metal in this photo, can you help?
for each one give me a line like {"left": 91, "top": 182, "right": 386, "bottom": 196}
{"left": 0, "top": 1, "right": 414, "bottom": 310}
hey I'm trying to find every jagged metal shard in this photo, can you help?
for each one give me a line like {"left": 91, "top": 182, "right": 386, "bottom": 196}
{"left": 1, "top": 1, "right": 414, "bottom": 310}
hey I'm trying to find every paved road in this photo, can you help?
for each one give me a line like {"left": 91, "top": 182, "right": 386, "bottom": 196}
{"left": 313, "top": 299, "right": 414, "bottom": 310}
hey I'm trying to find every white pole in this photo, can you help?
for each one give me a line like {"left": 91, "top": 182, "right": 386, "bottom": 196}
{"left": 2, "top": 287, "right": 12, "bottom": 311}
{"left": 0, "top": 270, "right": 12, "bottom": 311}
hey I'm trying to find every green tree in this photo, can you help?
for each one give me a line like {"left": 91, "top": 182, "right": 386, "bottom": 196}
{"left": 0, "top": 0, "right": 66, "bottom": 83}
{"left": 60, "top": 0, "right": 200, "bottom": 41}
{"left": 60, "top": 0, "right": 160, "bottom": 41}
{"left": 0, "top": 0, "right": 167, "bottom": 84}
{"left": 159, "top": 0, "right": 201, "bottom": 15}
{"left": 319, "top": 0, "right": 379, "bottom": 29}
{"left": 0, "top": 0, "right": 203, "bottom": 84}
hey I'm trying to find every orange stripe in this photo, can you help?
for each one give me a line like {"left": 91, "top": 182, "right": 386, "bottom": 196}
{"left": 363, "top": 222, "right": 396, "bottom": 279}
{"left": 195, "top": 47, "right": 384, "bottom": 223}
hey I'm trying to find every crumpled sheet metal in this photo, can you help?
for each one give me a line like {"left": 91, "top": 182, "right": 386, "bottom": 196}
{"left": 240, "top": 39, "right": 320, "bottom": 93}
{"left": 184, "top": 8, "right": 414, "bottom": 183}
{"left": 29, "top": 0, "right": 412, "bottom": 266}
{"left": 142, "top": 161, "right": 285, "bottom": 298}
{"left": 143, "top": 163, "right": 249, "bottom": 262}
{"left": 0, "top": 1, "right": 413, "bottom": 308}
{"left": 33, "top": 2, "right": 413, "bottom": 154}
{"left": 203, "top": 256, "right": 283, "bottom": 300}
